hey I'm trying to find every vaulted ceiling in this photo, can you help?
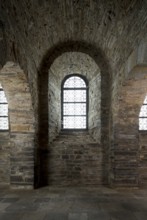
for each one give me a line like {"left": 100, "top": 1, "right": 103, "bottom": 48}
{"left": 0, "top": 0, "right": 147, "bottom": 94}
{"left": 0, "top": 1, "right": 147, "bottom": 65}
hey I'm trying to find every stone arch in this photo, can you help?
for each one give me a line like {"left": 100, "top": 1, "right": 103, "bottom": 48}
{"left": 48, "top": 52, "right": 101, "bottom": 143}
{"left": 37, "top": 41, "right": 112, "bottom": 187}
{"left": 111, "top": 36, "right": 147, "bottom": 187}
{"left": 0, "top": 20, "right": 7, "bottom": 69}
{"left": 112, "top": 65, "right": 147, "bottom": 187}
{"left": 0, "top": 62, "right": 35, "bottom": 188}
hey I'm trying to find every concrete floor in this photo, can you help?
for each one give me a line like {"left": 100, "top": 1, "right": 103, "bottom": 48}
{"left": 0, "top": 186, "right": 147, "bottom": 220}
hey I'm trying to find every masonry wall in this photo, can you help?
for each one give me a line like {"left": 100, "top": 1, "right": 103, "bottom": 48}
{"left": 0, "top": 132, "right": 10, "bottom": 185}
{"left": 139, "top": 132, "right": 147, "bottom": 187}
{"left": 38, "top": 52, "right": 104, "bottom": 186}
{"left": 48, "top": 69, "right": 61, "bottom": 143}
{"left": 89, "top": 72, "right": 101, "bottom": 143}
{"left": 48, "top": 132, "right": 103, "bottom": 186}
{"left": 111, "top": 64, "right": 147, "bottom": 187}
{"left": 1, "top": 0, "right": 147, "bottom": 189}
{"left": 0, "top": 62, "right": 35, "bottom": 188}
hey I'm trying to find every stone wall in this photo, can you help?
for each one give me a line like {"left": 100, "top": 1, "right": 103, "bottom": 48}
{"left": 139, "top": 132, "right": 147, "bottom": 187}
{"left": 48, "top": 132, "right": 103, "bottom": 186}
{"left": 2, "top": 0, "right": 147, "bottom": 76}
{"left": 89, "top": 72, "right": 101, "bottom": 143}
{"left": 1, "top": 0, "right": 147, "bottom": 188}
{"left": 111, "top": 66, "right": 147, "bottom": 187}
{"left": 38, "top": 52, "right": 105, "bottom": 186}
{"left": 2, "top": 2, "right": 147, "bottom": 154}
{"left": 48, "top": 69, "right": 61, "bottom": 143}
{"left": 0, "top": 132, "right": 10, "bottom": 185}
{"left": 48, "top": 52, "right": 101, "bottom": 141}
{"left": 0, "top": 62, "right": 35, "bottom": 188}
{"left": 0, "top": 20, "right": 6, "bottom": 68}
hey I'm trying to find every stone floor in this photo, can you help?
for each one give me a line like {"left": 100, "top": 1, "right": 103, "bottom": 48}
{"left": 0, "top": 186, "right": 147, "bottom": 220}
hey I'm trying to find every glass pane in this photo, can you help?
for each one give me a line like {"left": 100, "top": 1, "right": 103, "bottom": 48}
{"left": 64, "top": 90, "right": 86, "bottom": 102}
{"left": 139, "top": 118, "right": 147, "bottom": 130}
{"left": 63, "top": 116, "right": 86, "bottom": 129}
{"left": 0, "top": 117, "right": 9, "bottom": 130}
{"left": 0, "top": 104, "right": 8, "bottom": 116}
{"left": 64, "top": 76, "right": 86, "bottom": 88}
{"left": 139, "top": 105, "right": 147, "bottom": 117}
{"left": 63, "top": 103, "right": 86, "bottom": 115}
{"left": 0, "top": 91, "right": 7, "bottom": 103}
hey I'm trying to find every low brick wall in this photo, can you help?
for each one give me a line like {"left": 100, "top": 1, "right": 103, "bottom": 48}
{"left": 40, "top": 132, "right": 103, "bottom": 186}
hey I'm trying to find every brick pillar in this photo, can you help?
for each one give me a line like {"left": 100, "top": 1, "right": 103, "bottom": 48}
{"left": 0, "top": 62, "right": 35, "bottom": 189}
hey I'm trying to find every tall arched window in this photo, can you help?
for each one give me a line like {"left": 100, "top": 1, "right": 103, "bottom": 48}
{"left": 61, "top": 74, "right": 88, "bottom": 130}
{"left": 139, "top": 95, "right": 147, "bottom": 130}
{"left": 0, "top": 83, "right": 9, "bottom": 130}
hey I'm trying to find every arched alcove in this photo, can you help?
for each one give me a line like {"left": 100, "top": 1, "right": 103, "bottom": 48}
{"left": 48, "top": 52, "right": 101, "bottom": 143}
{"left": 37, "top": 41, "right": 112, "bottom": 187}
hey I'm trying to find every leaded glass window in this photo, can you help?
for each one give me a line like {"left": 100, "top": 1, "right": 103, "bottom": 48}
{"left": 139, "top": 95, "right": 147, "bottom": 130}
{"left": 61, "top": 75, "right": 88, "bottom": 129}
{"left": 0, "top": 83, "right": 9, "bottom": 130}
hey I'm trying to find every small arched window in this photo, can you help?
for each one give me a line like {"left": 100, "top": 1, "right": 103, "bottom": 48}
{"left": 139, "top": 95, "right": 147, "bottom": 130}
{"left": 61, "top": 74, "right": 88, "bottom": 130}
{"left": 0, "top": 83, "right": 9, "bottom": 130}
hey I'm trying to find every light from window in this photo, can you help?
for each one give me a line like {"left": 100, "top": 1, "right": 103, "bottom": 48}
{"left": 62, "top": 75, "right": 88, "bottom": 129}
{"left": 139, "top": 95, "right": 147, "bottom": 130}
{"left": 0, "top": 83, "right": 9, "bottom": 130}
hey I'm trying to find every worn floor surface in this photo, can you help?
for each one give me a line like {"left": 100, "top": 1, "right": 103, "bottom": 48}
{"left": 0, "top": 186, "right": 147, "bottom": 220}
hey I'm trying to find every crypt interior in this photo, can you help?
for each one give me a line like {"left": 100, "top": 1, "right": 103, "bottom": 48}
{"left": 1, "top": 0, "right": 147, "bottom": 189}
{"left": 1, "top": 0, "right": 147, "bottom": 219}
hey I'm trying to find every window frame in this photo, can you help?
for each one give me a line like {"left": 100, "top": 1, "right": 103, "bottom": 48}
{"left": 0, "top": 85, "right": 9, "bottom": 131}
{"left": 61, "top": 74, "right": 89, "bottom": 131}
{"left": 139, "top": 96, "right": 147, "bottom": 131}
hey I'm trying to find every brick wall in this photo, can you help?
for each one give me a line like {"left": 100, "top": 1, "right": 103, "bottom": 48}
{"left": 112, "top": 66, "right": 147, "bottom": 187}
{"left": 0, "top": 132, "right": 10, "bottom": 185}
{"left": 139, "top": 132, "right": 147, "bottom": 187}
{"left": 48, "top": 132, "right": 103, "bottom": 186}
{"left": 0, "top": 62, "right": 35, "bottom": 188}
{"left": 89, "top": 72, "right": 101, "bottom": 143}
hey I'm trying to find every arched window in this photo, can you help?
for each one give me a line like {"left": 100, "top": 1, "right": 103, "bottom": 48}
{"left": 0, "top": 83, "right": 9, "bottom": 130}
{"left": 61, "top": 74, "right": 88, "bottom": 130}
{"left": 139, "top": 95, "right": 147, "bottom": 130}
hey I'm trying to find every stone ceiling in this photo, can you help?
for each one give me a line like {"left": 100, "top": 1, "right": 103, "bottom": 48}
{"left": 49, "top": 52, "right": 100, "bottom": 85}
{"left": 0, "top": 0, "right": 147, "bottom": 73}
